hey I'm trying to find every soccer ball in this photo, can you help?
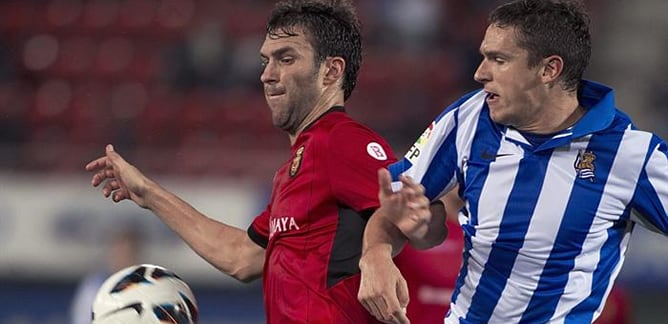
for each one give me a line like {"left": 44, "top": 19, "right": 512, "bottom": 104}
{"left": 92, "top": 264, "right": 198, "bottom": 323}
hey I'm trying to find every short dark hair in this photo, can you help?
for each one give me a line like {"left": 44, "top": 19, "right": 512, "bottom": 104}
{"left": 489, "top": 0, "right": 591, "bottom": 91}
{"left": 267, "top": 0, "right": 362, "bottom": 101}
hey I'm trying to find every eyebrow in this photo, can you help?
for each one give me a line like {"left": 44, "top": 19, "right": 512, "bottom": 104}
{"left": 480, "top": 49, "right": 513, "bottom": 60}
{"left": 260, "top": 46, "right": 297, "bottom": 60}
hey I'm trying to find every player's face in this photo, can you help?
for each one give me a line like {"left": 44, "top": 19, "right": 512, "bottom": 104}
{"left": 474, "top": 25, "right": 546, "bottom": 129}
{"left": 259, "top": 29, "right": 322, "bottom": 134}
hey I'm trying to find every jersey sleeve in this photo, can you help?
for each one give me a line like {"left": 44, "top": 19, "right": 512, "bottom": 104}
{"left": 388, "top": 94, "right": 473, "bottom": 201}
{"left": 327, "top": 122, "right": 397, "bottom": 213}
{"left": 247, "top": 207, "right": 270, "bottom": 249}
{"left": 630, "top": 137, "right": 668, "bottom": 234}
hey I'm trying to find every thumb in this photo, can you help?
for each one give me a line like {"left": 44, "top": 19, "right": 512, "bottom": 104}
{"left": 105, "top": 144, "right": 125, "bottom": 165}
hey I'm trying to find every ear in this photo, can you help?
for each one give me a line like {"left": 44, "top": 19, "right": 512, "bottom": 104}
{"left": 540, "top": 55, "right": 564, "bottom": 84}
{"left": 322, "top": 56, "right": 345, "bottom": 86}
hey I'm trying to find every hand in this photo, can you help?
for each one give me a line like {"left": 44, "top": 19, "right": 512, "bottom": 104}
{"left": 377, "top": 168, "right": 432, "bottom": 240}
{"left": 85, "top": 144, "right": 151, "bottom": 208}
{"left": 358, "top": 246, "right": 410, "bottom": 324}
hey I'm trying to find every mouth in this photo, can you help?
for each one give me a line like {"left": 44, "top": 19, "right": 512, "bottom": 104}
{"left": 265, "top": 87, "right": 286, "bottom": 98}
{"left": 485, "top": 90, "right": 499, "bottom": 103}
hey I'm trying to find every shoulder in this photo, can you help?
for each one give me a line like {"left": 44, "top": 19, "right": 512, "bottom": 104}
{"left": 319, "top": 111, "right": 391, "bottom": 146}
{"left": 306, "top": 111, "right": 395, "bottom": 161}
{"left": 432, "top": 89, "right": 488, "bottom": 128}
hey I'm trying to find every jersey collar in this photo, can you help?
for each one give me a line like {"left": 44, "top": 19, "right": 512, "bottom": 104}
{"left": 502, "top": 80, "right": 617, "bottom": 151}
{"left": 300, "top": 106, "right": 346, "bottom": 133}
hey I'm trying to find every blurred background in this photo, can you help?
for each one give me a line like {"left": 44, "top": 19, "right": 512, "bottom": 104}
{"left": 0, "top": 0, "right": 666, "bottom": 323}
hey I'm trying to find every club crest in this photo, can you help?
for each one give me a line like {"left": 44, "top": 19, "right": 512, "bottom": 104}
{"left": 290, "top": 146, "right": 305, "bottom": 177}
{"left": 574, "top": 149, "right": 596, "bottom": 181}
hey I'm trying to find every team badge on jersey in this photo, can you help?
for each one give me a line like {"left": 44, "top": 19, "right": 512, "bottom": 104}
{"left": 366, "top": 142, "right": 388, "bottom": 161}
{"left": 290, "top": 146, "right": 305, "bottom": 177}
{"left": 574, "top": 149, "right": 596, "bottom": 181}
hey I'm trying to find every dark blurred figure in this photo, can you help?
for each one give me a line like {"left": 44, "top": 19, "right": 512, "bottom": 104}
{"left": 69, "top": 227, "right": 143, "bottom": 324}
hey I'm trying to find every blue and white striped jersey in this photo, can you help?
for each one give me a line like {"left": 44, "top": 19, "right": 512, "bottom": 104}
{"left": 389, "top": 80, "right": 668, "bottom": 323}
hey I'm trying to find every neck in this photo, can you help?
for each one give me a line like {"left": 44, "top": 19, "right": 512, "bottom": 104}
{"left": 288, "top": 88, "right": 344, "bottom": 145}
{"left": 520, "top": 90, "right": 584, "bottom": 134}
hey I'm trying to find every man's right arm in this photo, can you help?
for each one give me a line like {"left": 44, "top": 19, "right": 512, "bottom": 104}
{"left": 143, "top": 182, "right": 265, "bottom": 282}
{"left": 86, "top": 144, "right": 265, "bottom": 283}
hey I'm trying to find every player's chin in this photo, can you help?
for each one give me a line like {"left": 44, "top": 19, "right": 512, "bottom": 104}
{"left": 488, "top": 109, "right": 511, "bottom": 126}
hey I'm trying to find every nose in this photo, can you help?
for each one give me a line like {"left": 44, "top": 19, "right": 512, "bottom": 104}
{"left": 260, "top": 61, "right": 277, "bottom": 84}
{"left": 473, "top": 60, "right": 490, "bottom": 84}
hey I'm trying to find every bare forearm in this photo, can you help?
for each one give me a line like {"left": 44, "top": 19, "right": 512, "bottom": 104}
{"left": 143, "top": 180, "right": 264, "bottom": 282}
{"left": 363, "top": 207, "right": 409, "bottom": 258}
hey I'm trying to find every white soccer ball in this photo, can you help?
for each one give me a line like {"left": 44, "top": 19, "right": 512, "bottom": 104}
{"left": 92, "top": 264, "right": 198, "bottom": 324}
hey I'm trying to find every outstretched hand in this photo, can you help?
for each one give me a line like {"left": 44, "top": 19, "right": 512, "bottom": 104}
{"left": 85, "top": 144, "right": 151, "bottom": 208}
{"left": 377, "top": 168, "right": 432, "bottom": 239}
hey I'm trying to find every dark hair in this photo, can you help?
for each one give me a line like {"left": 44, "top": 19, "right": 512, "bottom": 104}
{"left": 267, "top": 0, "right": 362, "bottom": 101}
{"left": 489, "top": 0, "right": 591, "bottom": 91}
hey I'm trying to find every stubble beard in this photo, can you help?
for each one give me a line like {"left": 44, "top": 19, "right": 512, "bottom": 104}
{"left": 273, "top": 73, "right": 321, "bottom": 134}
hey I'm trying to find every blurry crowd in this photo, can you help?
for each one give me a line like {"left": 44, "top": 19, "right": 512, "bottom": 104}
{"left": 0, "top": 0, "right": 505, "bottom": 183}
{"left": 2, "top": 0, "right": 664, "bottom": 187}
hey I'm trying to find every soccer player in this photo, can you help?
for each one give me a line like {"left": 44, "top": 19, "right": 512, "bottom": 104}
{"left": 358, "top": 0, "right": 668, "bottom": 323}
{"left": 85, "top": 1, "right": 429, "bottom": 322}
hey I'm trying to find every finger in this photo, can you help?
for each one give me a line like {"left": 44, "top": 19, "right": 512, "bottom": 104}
{"left": 105, "top": 144, "right": 129, "bottom": 168}
{"left": 392, "top": 309, "right": 410, "bottom": 324}
{"left": 399, "top": 175, "right": 424, "bottom": 194}
{"left": 360, "top": 295, "right": 387, "bottom": 323}
{"left": 92, "top": 169, "right": 109, "bottom": 187}
{"left": 383, "top": 299, "right": 408, "bottom": 324}
{"left": 378, "top": 168, "right": 395, "bottom": 196}
{"left": 364, "top": 299, "right": 385, "bottom": 323}
{"left": 102, "top": 180, "right": 121, "bottom": 197}
{"left": 397, "top": 276, "right": 410, "bottom": 309}
{"left": 112, "top": 190, "right": 128, "bottom": 202}
{"left": 406, "top": 195, "right": 430, "bottom": 210}
{"left": 85, "top": 156, "right": 109, "bottom": 172}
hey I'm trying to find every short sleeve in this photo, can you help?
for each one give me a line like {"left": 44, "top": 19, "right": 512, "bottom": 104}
{"left": 327, "top": 122, "right": 397, "bottom": 212}
{"left": 247, "top": 208, "right": 270, "bottom": 249}
{"left": 630, "top": 138, "right": 668, "bottom": 234}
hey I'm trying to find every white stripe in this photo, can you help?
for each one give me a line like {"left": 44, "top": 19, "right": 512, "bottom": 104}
{"left": 592, "top": 223, "right": 633, "bottom": 322}
{"left": 552, "top": 129, "right": 651, "bottom": 319}
{"left": 445, "top": 312, "right": 459, "bottom": 323}
{"left": 453, "top": 141, "right": 520, "bottom": 318}
{"left": 553, "top": 132, "right": 573, "bottom": 139}
{"left": 489, "top": 139, "right": 588, "bottom": 322}
{"left": 646, "top": 142, "right": 668, "bottom": 218}
{"left": 455, "top": 91, "right": 487, "bottom": 168}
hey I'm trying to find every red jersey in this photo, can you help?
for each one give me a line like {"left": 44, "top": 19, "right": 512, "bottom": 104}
{"left": 248, "top": 108, "right": 396, "bottom": 323}
{"left": 394, "top": 219, "right": 464, "bottom": 324}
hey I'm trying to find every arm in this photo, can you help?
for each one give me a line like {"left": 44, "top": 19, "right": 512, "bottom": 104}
{"left": 85, "top": 144, "right": 265, "bottom": 282}
{"left": 358, "top": 168, "right": 446, "bottom": 324}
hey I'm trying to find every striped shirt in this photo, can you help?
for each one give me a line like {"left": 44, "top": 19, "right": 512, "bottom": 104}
{"left": 389, "top": 80, "right": 668, "bottom": 323}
